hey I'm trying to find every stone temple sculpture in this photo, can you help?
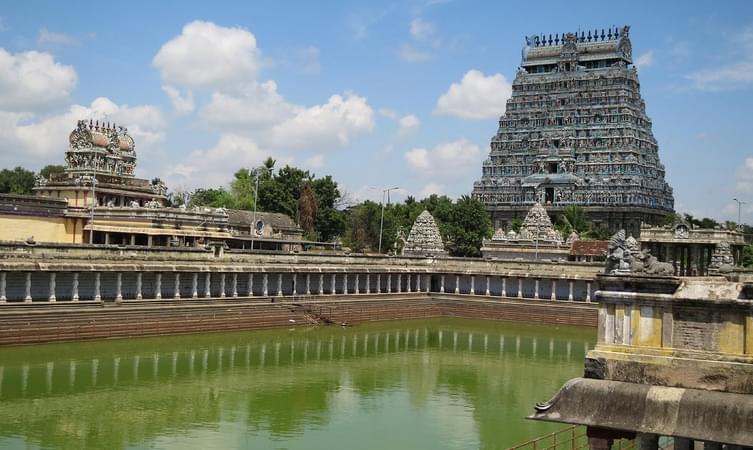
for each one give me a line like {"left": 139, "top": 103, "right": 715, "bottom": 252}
{"left": 402, "top": 210, "right": 447, "bottom": 256}
{"left": 471, "top": 26, "right": 674, "bottom": 236}
{"left": 605, "top": 229, "right": 673, "bottom": 275}
{"left": 517, "top": 202, "right": 563, "bottom": 244}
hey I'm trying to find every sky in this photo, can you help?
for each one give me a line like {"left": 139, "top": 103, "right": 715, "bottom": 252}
{"left": 1, "top": 1, "right": 753, "bottom": 223}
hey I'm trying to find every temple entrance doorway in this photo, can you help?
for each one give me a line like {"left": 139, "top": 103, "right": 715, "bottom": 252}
{"left": 545, "top": 188, "right": 554, "bottom": 204}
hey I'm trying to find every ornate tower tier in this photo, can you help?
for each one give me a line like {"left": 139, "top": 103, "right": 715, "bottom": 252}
{"left": 65, "top": 119, "right": 137, "bottom": 177}
{"left": 471, "top": 26, "right": 674, "bottom": 237}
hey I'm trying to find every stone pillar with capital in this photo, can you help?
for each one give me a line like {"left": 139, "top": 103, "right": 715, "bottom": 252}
{"left": 49, "top": 272, "right": 57, "bottom": 302}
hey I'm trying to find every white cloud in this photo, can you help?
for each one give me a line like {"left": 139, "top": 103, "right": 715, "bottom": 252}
{"left": 305, "top": 154, "right": 325, "bottom": 170}
{"left": 397, "top": 114, "right": 420, "bottom": 137}
{"left": 0, "top": 98, "right": 166, "bottom": 168}
{"left": 0, "top": 48, "right": 77, "bottom": 113}
{"left": 634, "top": 50, "right": 654, "bottom": 69}
{"left": 299, "top": 46, "right": 321, "bottom": 74}
{"left": 418, "top": 182, "right": 445, "bottom": 199}
{"left": 166, "top": 133, "right": 266, "bottom": 188}
{"left": 400, "top": 44, "right": 431, "bottom": 62}
{"left": 38, "top": 28, "right": 79, "bottom": 46}
{"left": 162, "top": 85, "right": 195, "bottom": 114}
{"left": 379, "top": 108, "right": 398, "bottom": 119}
{"left": 686, "top": 26, "right": 753, "bottom": 91}
{"left": 152, "top": 20, "right": 260, "bottom": 89}
{"left": 736, "top": 157, "right": 753, "bottom": 192}
{"left": 267, "top": 93, "right": 374, "bottom": 150}
{"left": 404, "top": 139, "right": 481, "bottom": 179}
{"left": 201, "top": 80, "right": 297, "bottom": 130}
{"left": 410, "top": 18, "right": 435, "bottom": 41}
{"left": 434, "top": 70, "right": 511, "bottom": 120}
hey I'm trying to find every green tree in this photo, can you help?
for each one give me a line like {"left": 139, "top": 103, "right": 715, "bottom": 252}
{"left": 229, "top": 168, "right": 256, "bottom": 210}
{"left": 39, "top": 164, "right": 65, "bottom": 179}
{"left": 188, "top": 188, "right": 237, "bottom": 208}
{"left": 443, "top": 195, "right": 492, "bottom": 257}
{"left": 556, "top": 205, "right": 590, "bottom": 236}
{"left": 298, "top": 182, "right": 318, "bottom": 235}
{"left": 0, "top": 167, "right": 36, "bottom": 194}
{"left": 743, "top": 244, "right": 753, "bottom": 268}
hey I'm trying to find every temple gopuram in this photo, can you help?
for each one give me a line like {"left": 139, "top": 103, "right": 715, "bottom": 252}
{"left": 0, "top": 120, "right": 303, "bottom": 250}
{"left": 471, "top": 26, "right": 674, "bottom": 237}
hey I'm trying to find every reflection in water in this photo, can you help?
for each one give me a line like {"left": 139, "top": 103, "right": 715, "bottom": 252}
{"left": 0, "top": 318, "right": 593, "bottom": 450}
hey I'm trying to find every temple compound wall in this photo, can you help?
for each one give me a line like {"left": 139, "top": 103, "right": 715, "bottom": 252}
{"left": 471, "top": 26, "right": 674, "bottom": 236}
{"left": 0, "top": 243, "right": 603, "bottom": 344}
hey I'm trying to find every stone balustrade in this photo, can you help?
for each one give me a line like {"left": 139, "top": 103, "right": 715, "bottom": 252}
{"left": 0, "top": 269, "right": 595, "bottom": 304}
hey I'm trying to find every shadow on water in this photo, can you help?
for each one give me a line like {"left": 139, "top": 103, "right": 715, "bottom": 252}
{"left": 0, "top": 318, "right": 594, "bottom": 450}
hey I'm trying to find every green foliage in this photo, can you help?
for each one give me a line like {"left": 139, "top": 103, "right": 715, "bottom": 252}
{"left": 509, "top": 218, "right": 522, "bottom": 232}
{"left": 0, "top": 167, "right": 36, "bottom": 195}
{"left": 188, "top": 188, "right": 237, "bottom": 208}
{"left": 556, "top": 205, "right": 589, "bottom": 236}
{"left": 743, "top": 244, "right": 753, "bottom": 268}
{"left": 39, "top": 164, "right": 65, "bottom": 179}
{"left": 341, "top": 194, "right": 491, "bottom": 257}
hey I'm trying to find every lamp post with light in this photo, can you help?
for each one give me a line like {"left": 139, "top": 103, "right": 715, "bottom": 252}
{"left": 378, "top": 187, "right": 400, "bottom": 254}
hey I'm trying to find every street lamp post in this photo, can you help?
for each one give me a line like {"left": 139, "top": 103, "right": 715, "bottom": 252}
{"left": 733, "top": 197, "right": 747, "bottom": 232}
{"left": 378, "top": 187, "right": 400, "bottom": 254}
{"left": 251, "top": 166, "right": 272, "bottom": 251}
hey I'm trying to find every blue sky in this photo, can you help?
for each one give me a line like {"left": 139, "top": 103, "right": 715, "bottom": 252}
{"left": 1, "top": 1, "right": 753, "bottom": 223}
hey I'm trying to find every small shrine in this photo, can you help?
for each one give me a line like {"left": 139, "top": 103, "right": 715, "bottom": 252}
{"left": 402, "top": 210, "right": 447, "bottom": 257}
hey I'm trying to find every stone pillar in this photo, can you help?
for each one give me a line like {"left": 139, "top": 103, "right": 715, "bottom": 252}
{"left": 568, "top": 281, "right": 574, "bottom": 301}
{"left": 416, "top": 274, "right": 421, "bottom": 292}
{"left": 366, "top": 274, "right": 371, "bottom": 294}
{"left": 292, "top": 273, "right": 297, "bottom": 296}
{"left": 0, "top": 272, "right": 5, "bottom": 303}
{"left": 586, "top": 282, "right": 592, "bottom": 303}
{"left": 263, "top": 274, "right": 269, "bottom": 297}
{"left": 115, "top": 272, "right": 123, "bottom": 302}
{"left": 470, "top": 275, "right": 475, "bottom": 295}
{"left": 104, "top": 233, "right": 110, "bottom": 245}
{"left": 318, "top": 274, "right": 324, "bottom": 295}
{"left": 277, "top": 273, "right": 283, "bottom": 297}
{"left": 135, "top": 272, "right": 141, "bottom": 300}
{"left": 24, "top": 272, "right": 32, "bottom": 302}
{"left": 331, "top": 273, "right": 336, "bottom": 294}
{"left": 397, "top": 274, "right": 402, "bottom": 293}
{"left": 551, "top": 280, "right": 557, "bottom": 301}
{"left": 344, "top": 273, "right": 349, "bottom": 294}
{"left": 517, "top": 278, "right": 523, "bottom": 298}
{"left": 219, "top": 273, "right": 226, "bottom": 298}
{"left": 232, "top": 273, "right": 238, "bottom": 297}
{"left": 440, "top": 275, "right": 445, "bottom": 293}
{"left": 376, "top": 274, "right": 382, "bottom": 294}
{"left": 406, "top": 274, "right": 411, "bottom": 293}
{"left": 455, "top": 275, "right": 460, "bottom": 294}
{"left": 485, "top": 276, "right": 490, "bottom": 296}
{"left": 94, "top": 272, "right": 101, "bottom": 301}
{"left": 205, "top": 273, "right": 211, "bottom": 298}
{"left": 192, "top": 273, "right": 199, "bottom": 299}
{"left": 635, "top": 433, "right": 659, "bottom": 450}
{"left": 534, "top": 279, "right": 540, "bottom": 299}
{"left": 355, "top": 273, "right": 360, "bottom": 294}
{"left": 387, "top": 273, "right": 392, "bottom": 293}
{"left": 587, "top": 437, "right": 613, "bottom": 450}
{"left": 248, "top": 273, "right": 254, "bottom": 297}
{"left": 147, "top": 235, "right": 153, "bottom": 248}
{"left": 48, "top": 272, "right": 57, "bottom": 302}
{"left": 673, "top": 438, "right": 693, "bottom": 450}
{"left": 130, "top": 234, "right": 136, "bottom": 246}
{"left": 501, "top": 277, "right": 506, "bottom": 297}
{"left": 174, "top": 273, "right": 182, "bottom": 299}
{"left": 154, "top": 273, "right": 162, "bottom": 300}
{"left": 306, "top": 273, "right": 311, "bottom": 295}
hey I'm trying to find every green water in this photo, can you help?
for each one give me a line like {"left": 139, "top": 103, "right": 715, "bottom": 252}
{"left": 0, "top": 319, "right": 594, "bottom": 450}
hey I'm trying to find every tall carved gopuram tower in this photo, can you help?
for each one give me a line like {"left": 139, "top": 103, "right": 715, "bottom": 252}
{"left": 471, "top": 26, "right": 674, "bottom": 237}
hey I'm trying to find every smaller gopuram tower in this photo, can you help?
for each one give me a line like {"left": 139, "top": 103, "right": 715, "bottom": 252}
{"left": 471, "top": 26, "right": 674, "bottom": 237}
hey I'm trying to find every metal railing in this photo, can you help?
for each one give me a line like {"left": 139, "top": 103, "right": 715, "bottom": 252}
{"left": 507, "top": 425, "right": 636, "bottom": 450}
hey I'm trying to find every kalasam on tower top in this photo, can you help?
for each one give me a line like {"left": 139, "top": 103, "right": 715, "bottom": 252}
{"left": 471, "top": 26, "right": 674, "bottom": 237}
